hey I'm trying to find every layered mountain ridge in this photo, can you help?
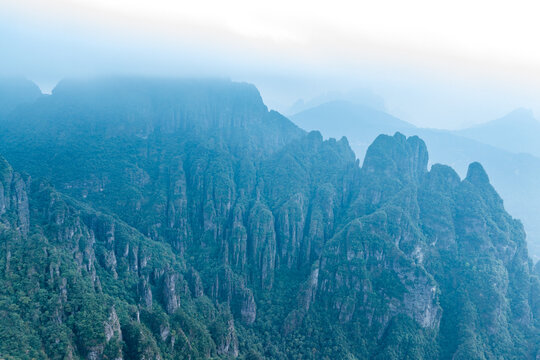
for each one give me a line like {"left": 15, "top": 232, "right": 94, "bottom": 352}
{"left": 0, "top": 78, "right": 538, "bottom": 359}
{"left": 291, "top": 100, "right": 540, "bottom": 262}
{"left": 455, "top": 108, "right": 540, "bottom": 157}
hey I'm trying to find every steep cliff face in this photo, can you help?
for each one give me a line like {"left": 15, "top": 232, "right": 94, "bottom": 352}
{"left": 0, "top": 156, "right": 30, "bottom": 236}
{"left": 0, "top": 157, "right": 241, "bottom": 360}
{"left": 0, "top": 79, "right": 538, "bottom": 359}
{"left": 278, "top": 133, "right": 539, "bottom": 358}
{"left": 3, "top": 78, "right": 303, "bottom": 158}
{"left": 421, "top": 161, "right": 538, "bottom": 359}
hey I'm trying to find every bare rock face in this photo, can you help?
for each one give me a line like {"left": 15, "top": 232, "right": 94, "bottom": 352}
{"left": 362, "top": 133, "right": 428, "bottom": 185}
{"left": 276, "top": 193, "right": 307, "bottom": 269}
{"left": 85, "top": 217, "right": 118, "bottom": 278}
{"left": 248, "top": 203, "right": 276, "bottom": 289}
{"left": 166, "top": 157, "right": 190, "bottom": 252}
{"left": 215, "top": 319, "right": 239, "bottom": 357}
{"left": 210, "top": 267, "right": 257, "bottom": 325}
{"left": 0, "top": 157, "right": 13, "bottom": 218}
{"left": 187, "top": 267, "right": 204, "bottom": 298}
{"left": 315, "top": 216, "right": 441, "bottom": 335}
{"left": 138, "top": 276, "right": 153, "bottom": 308}
{"left": 128, "top": 244, "right": 139, "bottom": 272}
{"left": 396, "top": 262, "right": 440, "bottom": 329}
{"left": 186, "top": 151, "right": 236, "bottom": 245}
{"left": 86, "top": 347, "right": 104, "bottom": 360}
{"left": 0, "top": 180, "right": 6, "bottom": 217}
{"left": 237, "top": 287, "right": 257, "bottom": 325}
{"left": 0, "top": 158, "right": 30, "bottom": 236}
{"left": 161, "top": 271, "right": 179, "bottom": 314}
{"left": 300, "top": 265, "right": 320, "bottom": 312}
{"left": 10, "top": 173, "right": 30, "bottom": 235}
{"left": 418, "top": 164, "right": 461, "bottom": 251}
{"left": 283, "top": 264, "right": 320, "bottom": 335}
{"left": 228, "top": 202, "right": 248, "bottom": 271}
{"left": 302, "top": 184, "right": 336, "bottom": 265}
{"left": 104, "top": 307, "right": 122, "bottom": 342}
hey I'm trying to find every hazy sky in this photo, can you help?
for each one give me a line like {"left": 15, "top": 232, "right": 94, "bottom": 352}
{"left": 2, "top": 0, "right": 540, "bottom": 129}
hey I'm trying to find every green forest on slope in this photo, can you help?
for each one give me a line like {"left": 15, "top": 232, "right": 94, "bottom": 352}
{"left": 0, "top": 78, "right": 539, "bottom": 359}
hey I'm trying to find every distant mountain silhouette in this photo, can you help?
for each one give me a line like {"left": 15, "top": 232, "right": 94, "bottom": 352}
{"left": 0, "top": 77, "right": 42, "bottom": 116}
{"left": 286, "top": 89, "right": 386, "bottom": 115}
{"left": 456, "top": 108, "right": 540, "bottom": 157}
{"left": 291, "top": 100, "right": 414, "bottom": 160}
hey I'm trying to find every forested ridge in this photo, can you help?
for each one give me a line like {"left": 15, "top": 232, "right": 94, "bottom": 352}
{"left": 0, "top": 77, "right": 538, "bottom": 359}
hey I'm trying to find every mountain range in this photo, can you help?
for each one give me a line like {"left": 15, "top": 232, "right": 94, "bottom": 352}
{"left": 455, "top": 108, "right": 540, "bottom": 157}
{"left": 292, "top": 101, "right": 540, "bottom": 262}
{"left": 0, "top": 77, "right": 538, "bottom": 359}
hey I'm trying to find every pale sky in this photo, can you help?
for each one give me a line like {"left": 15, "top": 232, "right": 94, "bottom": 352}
{"left": 2, "top": 0, "right": 540, "bottom": 128}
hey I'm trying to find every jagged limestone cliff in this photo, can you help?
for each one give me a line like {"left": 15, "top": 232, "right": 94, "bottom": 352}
{"left": 0, "top": 78, "right": 538, "bottom": 359}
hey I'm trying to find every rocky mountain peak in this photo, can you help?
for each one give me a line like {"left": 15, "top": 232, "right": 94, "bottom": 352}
{"left": 465, "top": 161, "right": 490, "bottom": 186}
{"left": 362, "top": 132, "right": 428, "bottom": 183}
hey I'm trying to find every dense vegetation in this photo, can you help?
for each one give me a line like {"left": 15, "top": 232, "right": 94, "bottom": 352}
{"left": 0, "top": 77, "right": 538, "bottom": 359}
